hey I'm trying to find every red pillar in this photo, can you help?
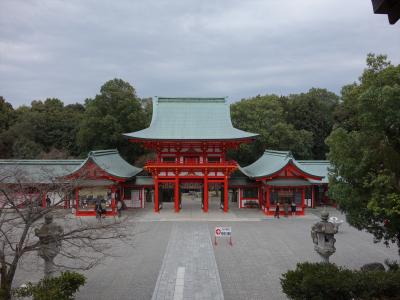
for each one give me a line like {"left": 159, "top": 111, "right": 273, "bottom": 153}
{"left": 42, "top": 193, "right": 46, "bottom": 208}
{"left": 301, "top": 188, "right": 305, "bottom": 215}
{"left": 323, "top": 185, "right": 328, "bottom": 205}
{"left": 174, "top": 176, "right": 179, "bottom": 213}
{"left": 223, "top": 175, "right": 229, "bottom": 212}
{"left": 154, "top": 176, "right": 159, "bottom": 213}
{"left": 141, "top": 188, "right": 144, "bottom": 208}
{"left": 64, "top": 194, "right": 69, "bottom": 208}
{"left": 239, "top": 188, "right": 243, "bottom": 208}
{"left": 311, "top": 185, "right": 315, "bottom": 208}
{"left": 204, "top": 175, "right": 208, "bottom": 212}
{"left": 266, "top": 186, "right": 270, "bottom": 214}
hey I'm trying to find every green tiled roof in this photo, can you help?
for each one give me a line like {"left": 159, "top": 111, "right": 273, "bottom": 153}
{"left": 0, "top": 150, "right": 142, "bottom": 184}
{"left": 124, "top": 97, "right": 259, "bottom": 141}
{"left": 0, "top": 159, "right": 84, "bottom": 184}
{"left": 239, "top": 150, "right": 323, "bottom": 181}
{"left": 264, "top": 178, "right": 312, "bottom": 186}
{"left": 70, "top": 149, "right": 142, "bottom": 179}
{"left": 297, "top": 160, "right": 331, "bottom": 184}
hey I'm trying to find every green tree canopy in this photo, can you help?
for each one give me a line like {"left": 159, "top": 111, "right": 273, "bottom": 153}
{"left": 0, "top": 97, "right": 16, "bottom": 158}
{"left": 0, "top": 98, "right": 84, "bottom": 159}
{"left": 326, "top": 54, "right": 400, "bottom": 252}
{"left": 12, "top": 99, "right": 84, "bottom": 158}
{"left": 230, "top": 94, "right": 313, "bottom": 165}
{"left": 284, "top": 88, "right": 339, "bottom": 159}
{"left": 77, "top": 79, "right": 148, "bottom": 161}
{"left": 0, "top": 97, "right": 15, "bottom": 133}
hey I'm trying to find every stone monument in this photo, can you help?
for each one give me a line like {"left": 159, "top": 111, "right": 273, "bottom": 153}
{"left": 311, "top": 209, "right": 338, "bottom": 263}
{"left": 35, "top": 214, "right": 63, "bottom": 277}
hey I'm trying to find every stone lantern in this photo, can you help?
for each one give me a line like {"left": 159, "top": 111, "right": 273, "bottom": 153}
{"left": 311, "top": 209, "right": 338, "bottom": 263}
{"left": 35, "top": 214, "right": 63, "bottom": 278}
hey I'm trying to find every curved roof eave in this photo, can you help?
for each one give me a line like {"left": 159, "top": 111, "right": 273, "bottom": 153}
{"left": 91, "top": 157, "right": 141, "bottom": 179}
{"left": 65, "top": 150, "right": 142, "bottom": 180}
{"left": 251, "top": 161, "right": 324, "bottom": 180}
{"left": 239, "top": 150, "right": 324, "bottom": 180}
{"left": 123, "top": 133, "right": 259, "bottom": 141}
{"left": 123, "top": 97, "right": 259, "bottom": 141}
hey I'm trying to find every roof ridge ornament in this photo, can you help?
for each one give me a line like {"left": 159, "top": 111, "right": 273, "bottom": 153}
{"left": 157, "top": 97, "right": 226, "bottom": 103}
{"left": 264, "top": 149, "right": 292, "bottom": 157}
{"left": 88, "top": 149, "right": 119, "bottom": 157}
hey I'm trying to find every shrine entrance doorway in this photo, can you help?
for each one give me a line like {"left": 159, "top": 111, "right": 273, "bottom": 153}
{"left": 208, "top": 182, "right": 224, "bottom": 211}
{"left": 180, "top": 180, "right": 203, "bottom": 210}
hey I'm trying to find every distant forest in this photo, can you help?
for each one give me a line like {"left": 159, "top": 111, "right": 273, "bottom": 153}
{"left": 0, "top": 54, "right": 395, "bottom": 167}
{"left": 0, "top": 81, "right": 337, "bottom": 166}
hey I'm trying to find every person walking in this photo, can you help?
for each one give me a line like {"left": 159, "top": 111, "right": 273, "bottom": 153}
{"left": 95, "top": 198, "right": 101, "bottom": 219}
{"left": 117, "top": 200, "right": 123, "bottom": 217}
{"left": 291, "top": 201, "right": 297, "bottom": 216}
{"left": 45, "top": 195, "right": 51, "bottom": 207}
{"left": 100, "top": 199, "right": 107, "bottom": 218}
{"left": 274, "top": 202, "right": 280, "bottom": 218}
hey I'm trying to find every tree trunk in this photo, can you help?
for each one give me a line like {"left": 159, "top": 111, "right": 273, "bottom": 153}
{"left": 0, "top": 276, "right": 12, "bottom": 300}
{"left": 0, "top": 255, "right": 11, "bottom": 300}
{"left": 1, "top": 258, "right": 18, "bottom": 300}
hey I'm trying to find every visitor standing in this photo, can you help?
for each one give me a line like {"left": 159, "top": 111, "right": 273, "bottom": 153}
{"left": 291, "top": 201, "right": 296, "bottom": 216}
{"left": 95, "top": 198, "right": 101, "bottom": 219}
{"left": 274, "top": 202, "right": 280, "bottom": 218}
{"left": 100, "top": 199, "right": 107, "bottom": 217}
{"left": 45, "top": 195, "right": 51, "bottom": 207}
{"left": 117, "top": 200, "right": 123, "bottom": 217}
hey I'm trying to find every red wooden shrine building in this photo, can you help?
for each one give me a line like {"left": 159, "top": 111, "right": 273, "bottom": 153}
{"left": 0, "top": 97, "right": 332, "bottom": 216}
{"left": 124, "top": 97, "right": 258, "bottom": 213}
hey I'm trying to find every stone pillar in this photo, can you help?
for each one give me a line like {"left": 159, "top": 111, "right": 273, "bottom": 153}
{"left": 35, "top": 214, "right": 63, "bottom": 278}
{"left": 311, "top": 209, "right": 338, "bottom": 263}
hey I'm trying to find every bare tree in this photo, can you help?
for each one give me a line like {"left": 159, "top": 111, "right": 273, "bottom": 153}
{"left": 0, "top": 166, "right": 130, "bottom": 300}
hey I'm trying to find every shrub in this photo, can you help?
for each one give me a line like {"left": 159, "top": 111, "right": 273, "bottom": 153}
{"left": 353, "top": 269, "right": 400, "bottom": 299}
{"left": 281, "top": 262, "right": 354, "bottom": 300}
{"left": 13, "top": 271, "right": 86, "bottom": 300}
{"left": 281, "top": 262, "right": 400, "bottom": 300}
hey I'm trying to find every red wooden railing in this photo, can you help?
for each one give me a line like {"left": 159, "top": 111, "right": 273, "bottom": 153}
{"left": 145, "top": 160, "right": 238, "bottom": 168}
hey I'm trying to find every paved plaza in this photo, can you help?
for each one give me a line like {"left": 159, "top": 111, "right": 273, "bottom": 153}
{"left": 13, "top": 200, "right": 399, "bottom": 300}
{"left": 151, "top": 223, "right": 224, "bottom": 300}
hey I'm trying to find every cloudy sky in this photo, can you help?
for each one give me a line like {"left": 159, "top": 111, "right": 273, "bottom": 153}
{"left": 1, "top": 0, "right": 399, "bottom": 107}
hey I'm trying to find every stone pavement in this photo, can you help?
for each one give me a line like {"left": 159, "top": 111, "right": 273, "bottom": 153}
{"left": 128, "top": 198, "right": 318, "bottom": 222}
{"left": 12, "top": 205, "right": 400, "bottom": 300}
{"left": 151, "top": 223, "right": 224, "bottom": 300}
{"left": 211, "top": 211, "right": 399, "bottom": 300}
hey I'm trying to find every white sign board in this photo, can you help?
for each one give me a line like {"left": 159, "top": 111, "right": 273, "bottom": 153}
{"left": 215, "top": 227, "right": 231, "bottom": 237}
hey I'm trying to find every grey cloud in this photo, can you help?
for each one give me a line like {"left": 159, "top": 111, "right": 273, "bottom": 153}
{"left": 0, "top": 0, "right": 399, "bottom": 107}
